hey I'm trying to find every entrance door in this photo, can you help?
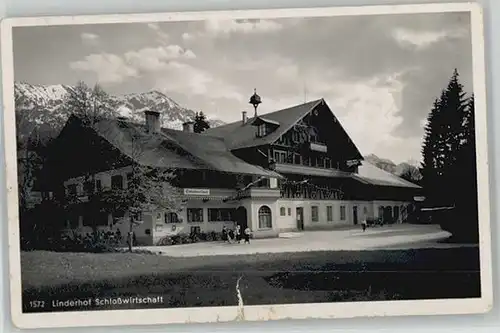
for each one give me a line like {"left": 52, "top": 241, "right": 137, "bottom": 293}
{"left": 384, "top": 207, "right": 393, "bottom": 224}
{"left": 296, "top": 207, "right": 304, "bottom": 230}
{"left": 352, "top": 206, "right": 358, "bottom": 225}
{"left": 236, "top": 206, "right": 248, "bottom": 230}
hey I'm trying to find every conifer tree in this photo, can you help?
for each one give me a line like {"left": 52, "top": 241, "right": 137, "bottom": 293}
{"left": 452, "top": 94, "right": 478, "bottom": 240}
{"left": 420, "top": 97, "right": 443, "bottom": 206}
{"left": 420, "top": 70, "right": 478, "bottom": 241}
{"left": 193, "top": 111, "right": 210, "bottom": 133}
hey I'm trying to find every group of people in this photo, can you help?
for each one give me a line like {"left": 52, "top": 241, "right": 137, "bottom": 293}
{"left": 222, "top": 225, "right": 251, "bottom": 244}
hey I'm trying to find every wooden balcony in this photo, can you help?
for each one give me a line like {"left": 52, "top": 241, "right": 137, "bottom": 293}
{"left": 241, "top": 187, "right": 281, "bottom": 199}
{"left": 274, "top": 163, "right": 352, "bottom": 178}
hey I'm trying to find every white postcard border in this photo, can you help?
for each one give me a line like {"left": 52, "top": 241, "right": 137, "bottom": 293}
{"left": 0, "top": 2, "right": 493, "bottom": 329}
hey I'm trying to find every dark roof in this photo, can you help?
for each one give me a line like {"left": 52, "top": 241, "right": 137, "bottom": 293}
{"left": 159, "top": 127, "right": 283, "bottom": 178}
{"left": 88, "top": 117, "right": 282, "bottom": 178}
{"left": 203, "top": 99, "right": 324, "bottom": 150}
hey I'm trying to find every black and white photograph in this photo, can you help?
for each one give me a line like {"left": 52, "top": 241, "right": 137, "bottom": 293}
{"left": 0, "top": 2, "right": 492, "bottom": 329}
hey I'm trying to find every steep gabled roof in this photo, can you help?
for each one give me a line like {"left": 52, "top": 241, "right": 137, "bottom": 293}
{"left": 203, "top": 99, "right": 324, "bottom": 150}
{"left": 65, "top": 115, "right": 282, "bottom": 178}
{"left": 159, "top": 127, "right": 283, "bottom": 178}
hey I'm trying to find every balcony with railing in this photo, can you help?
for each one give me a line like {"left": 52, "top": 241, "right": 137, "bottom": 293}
{"left": 274, "top": 163, "right": 352, "bottom": 178}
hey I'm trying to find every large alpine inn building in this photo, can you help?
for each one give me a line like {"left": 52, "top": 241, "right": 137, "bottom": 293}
{"left": 47, "top": 92, "right": 422, "bottom": 245}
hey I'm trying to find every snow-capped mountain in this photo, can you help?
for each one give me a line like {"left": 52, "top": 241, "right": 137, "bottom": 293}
{"left": 14, "top": 82, "right": 225, "bottom": 140}
{"left": 364, "top": 154, "right": 422, "bottom": 179}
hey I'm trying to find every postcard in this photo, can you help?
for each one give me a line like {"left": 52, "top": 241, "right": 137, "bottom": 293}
{"left": 0, "top": 2, "right": 492, "bottom": 329}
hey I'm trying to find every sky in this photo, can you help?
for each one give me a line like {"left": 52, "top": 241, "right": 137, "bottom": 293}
{"left": 12, "top": 11, "right": 473, "bottom": 164}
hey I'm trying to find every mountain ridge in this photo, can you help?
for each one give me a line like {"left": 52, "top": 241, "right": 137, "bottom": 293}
{"left": 14, "top": 82, "right": 225, "bottom": 139}
{"left": 364, "top": 154, "right": 421, "bottom": 178}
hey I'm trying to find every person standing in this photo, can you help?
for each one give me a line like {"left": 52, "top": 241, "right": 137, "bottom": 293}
{"left": 222, "top": 226, "right": 228, "bottom": 243}
{"left": 244, "top": 227, "right": 251, "bottom": 244}
{"left": 235, "top": 225, "right": 242, "bottom": 243}
{"left": 361, "top": 219, "right": 367, "bottom": 232}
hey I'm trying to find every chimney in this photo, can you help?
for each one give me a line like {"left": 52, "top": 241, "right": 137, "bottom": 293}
{"left": 144, "top": 110, "right": 161, "bottom": 134}
{"left": 182, "top": 121, "right": 194, "bottom": 133}
{"left": 242, "top": 111, "right": 248, "bottom": 124}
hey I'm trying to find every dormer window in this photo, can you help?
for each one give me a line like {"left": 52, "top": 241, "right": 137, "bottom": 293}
{"left": 252, "top": 116, "right": 280, "bottom": 138}
{"left": 257, "top": 124, "right": 267, "bottom": 137}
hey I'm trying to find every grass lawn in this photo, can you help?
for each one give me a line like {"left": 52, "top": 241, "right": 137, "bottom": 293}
{"left": 21, "top": 247, "right": 481, "bottom": 313}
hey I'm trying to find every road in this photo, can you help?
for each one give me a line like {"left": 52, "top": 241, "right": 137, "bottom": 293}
{"left": 138, "top": 224, "right": 473, "bottom": 257}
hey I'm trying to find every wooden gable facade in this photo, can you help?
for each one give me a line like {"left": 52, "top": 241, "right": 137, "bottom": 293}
{"left": 230, "top": 100, "right": 370, "bottom": 200}
{"left": 233, "top": 101, "right": 362, "bottom": 171}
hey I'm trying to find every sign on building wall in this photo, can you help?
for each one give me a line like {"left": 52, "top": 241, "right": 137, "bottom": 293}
{"left": 310, "top": 142, "right": 328, "bottom": 153}
{"left": 183, "top": 188, "right": 211, "bottom": 196}
{"left": 346, "top": 159, "right": 359, "bottom": 167}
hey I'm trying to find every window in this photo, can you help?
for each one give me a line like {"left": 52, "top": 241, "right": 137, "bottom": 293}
{"left": 208, "top": 208, "right": 234, "bottom": 222}
{"left": 258, "top": 206, "right": 272, "bottom": 229}
{"left": 378, "top": 206, "right": 384, "bottom": 218}
{"left": 294, "top": 154, "right": 301, "bottom": 165}
{"left": 132, "top": 211, "right": 142, "bottom": 222}
{"left": 325, "top": 158, "right": 331, "bottom": 169}
{"left": 394, "top": 206, "right": 400, "bottom": 221}
{"left": 340, "top": 206, "right": 346, "bottom": 221}
{"left": 327, "top": 206, "right": 333, "bottom": 222}
{"left": 111, "top": 175, "right": 124, "bottom": 190}
{"left": 273, "top": 150, "right": 288, "bottom": 163}
{"left": 258, "top": 178, "right": 270, "bottom": 188}
{"left": 187, "top": 208, "right": 204, "bottom": 222}
{"left": 274, "top": 151, "right": 280, "bottom": 163}
{"left": 280, "top": 152, "right": 287, "bottom": 163}
{"left": 83, "top": 181, "right": 94, "bottom": 194}
{"left": 288, "top": 208, "right": 292, "bottom": 216}
{"left": 311, "top": 206, "right": 319, "bottom": 222}
{"left": 95, "top": 179, "right": 102, "bottom": 192}
{"left": 113, "top": 210, "right": 125, "bottom": 223}
{"left": 280, "top": 207, "right": 286, "bottom": 216}
{"left": 165, "top": 212, "right": 180, "bottom": 224}
{"left": 317, "top": 156, "right": 324, "bottom": 168}
{"left": 67, "top": 184, "right": 77, "bottom": 196}
{"left": 257, "top": 124, "right": 267, "bottom": 137}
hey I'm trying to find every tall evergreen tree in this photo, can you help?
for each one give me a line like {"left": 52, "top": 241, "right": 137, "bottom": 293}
{"left": 453, "top": 94, "right": 478, "bottom": 240}
{"left": 193, "top": 111, "right": 210, "bottom": 133}
{"left": 420, "top": 97, "right": 444, "bottom": 206}
{"left": 441, "top": 69, "right": 468, "bottom": 176}
{"left": 420, "top": 69, "right": 478, "bottom": 241}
